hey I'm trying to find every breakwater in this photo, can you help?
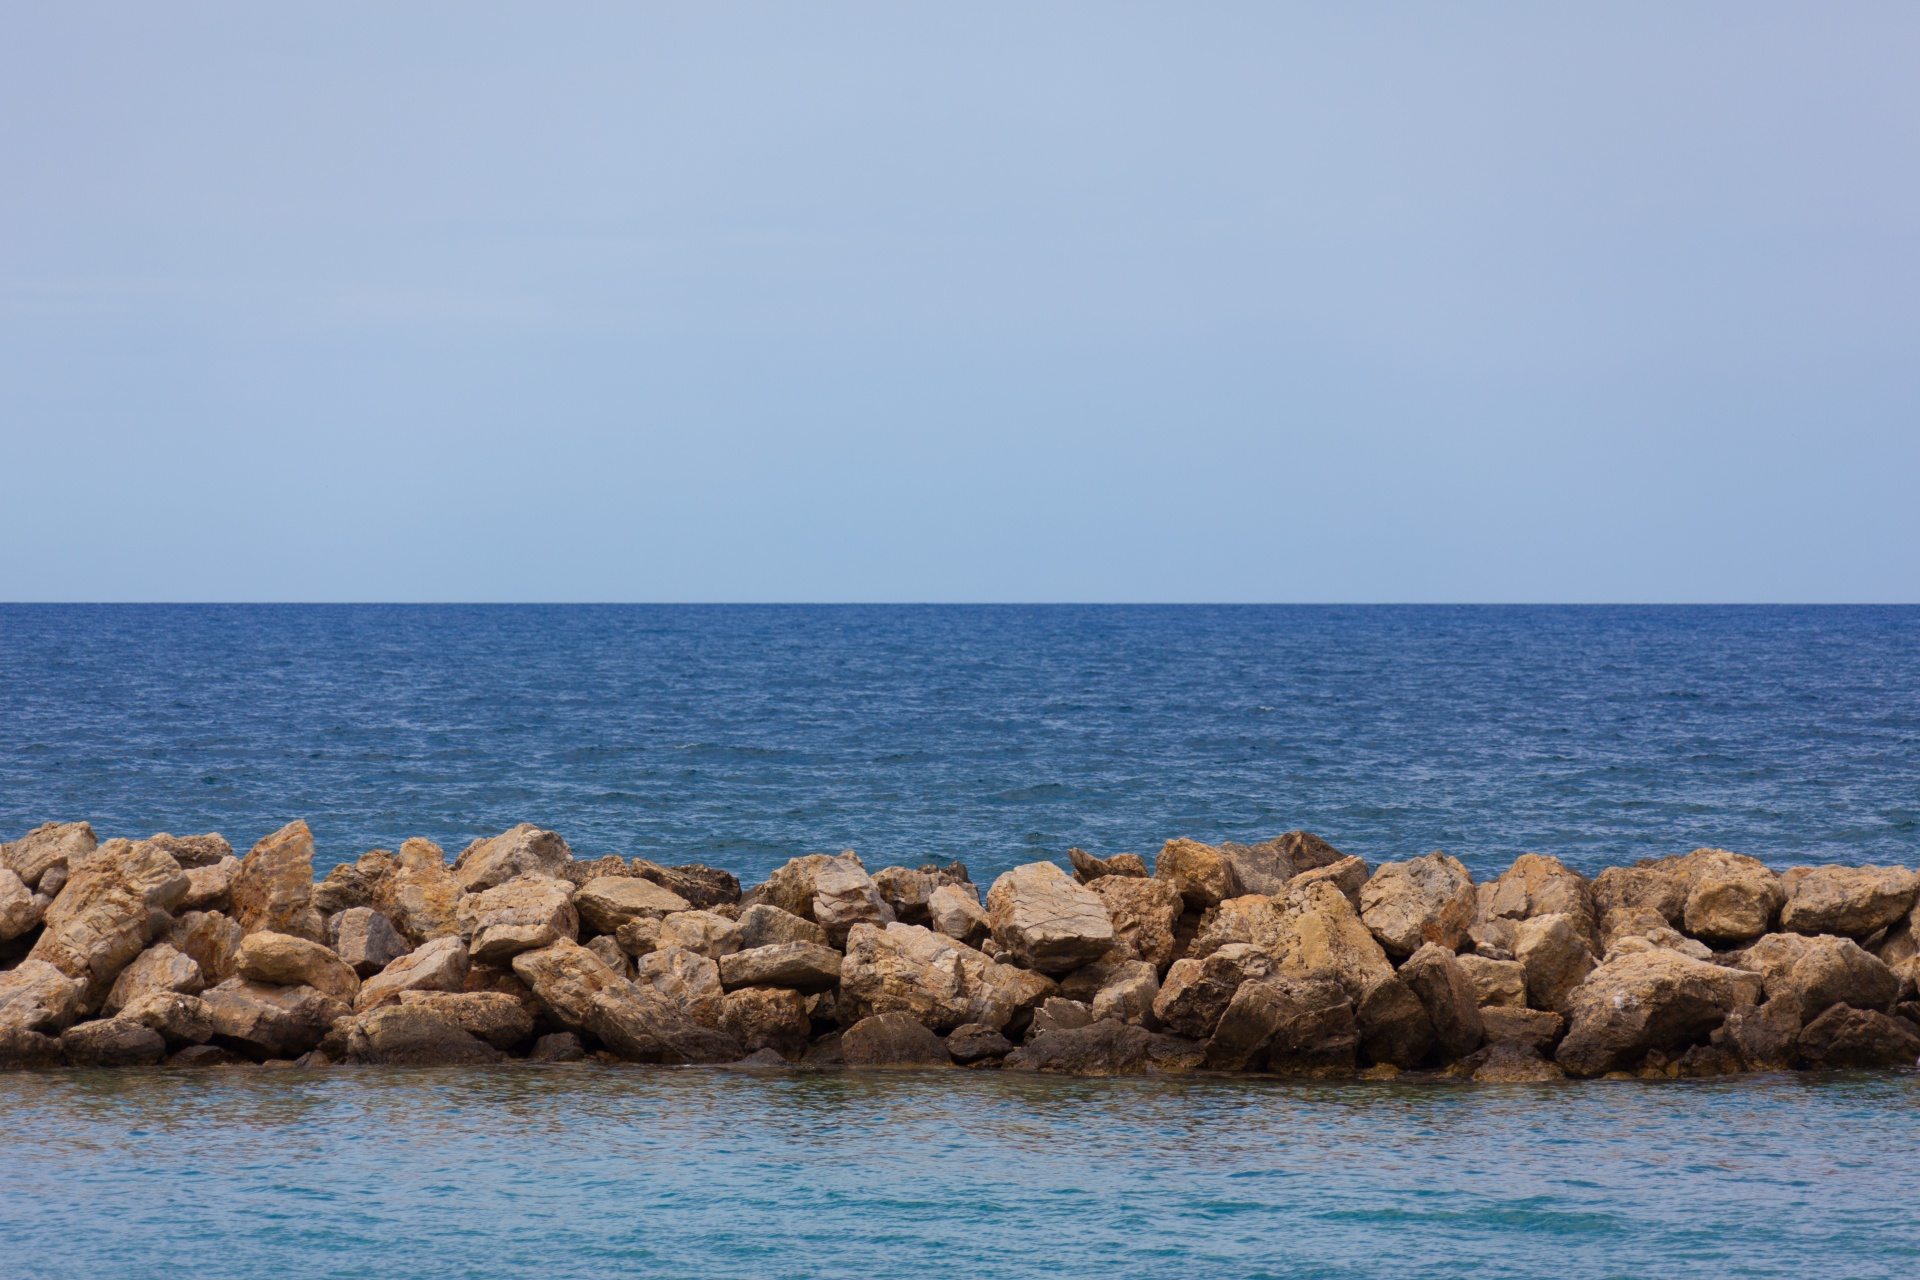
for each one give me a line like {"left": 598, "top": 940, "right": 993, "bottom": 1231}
{"left": 4, "top": 820, "right": 1917, "bottom": 1077}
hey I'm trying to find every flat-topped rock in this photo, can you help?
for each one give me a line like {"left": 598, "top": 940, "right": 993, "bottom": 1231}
{"left": 986, "top": 862, "right": 1114, "bottom": 974}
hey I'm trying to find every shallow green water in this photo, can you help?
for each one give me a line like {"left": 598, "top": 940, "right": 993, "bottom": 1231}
{"left": 2, "top": 1066, "right": 1915, "bottom": 1279}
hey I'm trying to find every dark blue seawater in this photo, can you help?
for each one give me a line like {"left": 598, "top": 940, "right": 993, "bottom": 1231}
{"left": 1, "top": 605, "right": 1915, "bottom": 880}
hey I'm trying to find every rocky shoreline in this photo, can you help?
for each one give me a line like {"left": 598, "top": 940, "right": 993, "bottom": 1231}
{"left": 3, "top": 821, "right": 1918, "bottom": 1079}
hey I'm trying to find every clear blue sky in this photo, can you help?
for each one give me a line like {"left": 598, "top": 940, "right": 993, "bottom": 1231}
{"left": 3, "top": 3, "right": 1915, "bottom": 602}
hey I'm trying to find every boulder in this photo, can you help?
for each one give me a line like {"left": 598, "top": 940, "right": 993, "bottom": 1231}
{"left": 1779, "top": 865, "right": 1920, "bottom": 939}
{"left": 1271, "top": 830, "right": 1349, "bottom": 872}
{"left": 1355, "top": 974, "right": 1436, "bottom": 1068}
{"left": 1474, "top": 854, "right": 1599, "bottom": 948}
{"left": 1452, "top": 1042, "right": 1566, "bottom": 1082}
{"left": 30, "top": 837, "right": 190, "bottom": 1008}
{"left": 840, "top": 1012, "right": 948, "bottom": 1067}
{"left": 718, "top": 942, "right": 844, "bottom": 992}
{"left": 0, "top": 1027, "right": 62, "bottom": 1069}
{"left": 986, "top": 862, "right": 1115, "bottom": 974}
{"left": 1358, "top": 853, "right": 1475, "bottom": 958}
{"left": 61, "top": 1017, "right": 167, "bottom": 1067}
{"left": 1399, "top": 943, "right": 1485, "bottom": 1060}
{"left": 1512, "top": 913, "right": 1599, "bottom": 1016}
{"left": 1730, "top": 933, "right": 1898, "bottom": 1022}
{"left": 512, "top": 939, "right": 743, "bottom": 1063}
{"left": 574, "top": 877, "right": 690, "bottom": 935}
{"left": 1151, "top": 943, "right": 1272, "bottom": 1040}
{"left": 629, "top": 860, "right": 742, "bottom": 910}
{"left": 1187, "top": 894, "right": 1287, "bottom": 962}
{"left": 395, "top": 990, "right": 534, "bottom": 1049}
{"left": 1068, "top": 848, "right": 1141, "bottom": 883}
{"left": 613, "top": 917, "right": 662, "bottom": 957}
{"left": 926, "top": 882, "right": 991, "bottom": 947}
{"left": 1215, "top": 836, "right": 1299, "bottom": 896}
{"left": 720, "top": 986, "right": 810, "bottom": 1059}
{"left": 229, "top": 820, "right": 325, "bottom": 942}
{"left": 735, "top": 904, "right": 830, "bottom": 951}
{"left": 585, "top": 934, "right": 634, "bottom": 979}
{"left": 1600, "top": 905, "right": 1672, "bottom": 947}
{"left": 1554, "top": 949, "right": 1762, "bottom": 1077}
{"left": 634, "top": 945, "right": 726, "bottom": 1027}
{"left": 1592, "top": 863, "right": 1688, "bottom": 928}
{"left": 0, "top": 958, "right": 82, "bottom": 1035}
{"left": 556, "top": 855, "right": 633, "bottom": 888}
{"left": 1271, "top": 881, "right": 1397, "bottom": 998}
{"left": 529, "top": 1031, "right": 587, "bottom": 1062}
{"left": 1479, "top": 1006, "right": 1563, "bottom": 1052}
{"left": 330, "top": 907, "right": 410, "bottom": 977}
{"left": 344, "top": 1004, "right": 502, "bottom": 1065}
{"left": 1204, "top": 974, "right": 1355, "bottom": 1073}
{"left": 807, "top": 855, "right": 895, "bottom": 945}
{"left": 657, "top": 910, "right": 742, "bottom": 960}
{"left": 0, "top": 868, "right": 45, "bottom": 941}
{"left": 180, "top": 857, "right": 240, "bottom": 912}
{"left": 355, "top": 936, "right": 472, "bottom": 1011}
{"left": 166, "top": 911, "right": 244, "bottom": 985}
{"left": 118, "top": 991, "right": 214, "bottom": 1046}
{"left": 237, "top": 931, "right": 361, "bottom": 1001}
{"left": 1002, "top": 1020, "right": 1154, "bottom": 1075}
{"left": 839, "top": 923, "right": 1055, "bottom": 1032}
{"left": 871, "top": 864, "right": 968, "bottom": 925}
{"left": 1088, "top": 876, "right": 1185, "bottom": 972}
{"left": 143, "top": 833, "right": 232, "bottom": 869}
{"left": 1153, "top": 839, "right": 1238, "bottom": 910}
{"left": 946, "top": 1022, "right": 1015, "bottom": 1065}
{"left": 103, "top": 943, "right": 204, "bottom": 1014}
{"left": 1456, "top": 954, "right": 1528, "bottom": 1008}
{"left": 1027, "top": 997, "right": 1095, "bottom": 1039}
{"left": 451, "top": 824, "right": 573, "bottom": 894}
{"left": 1089, "top": 959, "right": 1161, "bottom": 1028}
{"left": 372, "top": 839, "right": 464, "bottom": 944}
{"left": 1286, "top": 856, "right": 1370, "bottom": 910}
{"left": 1716, "top": 996, "right": 1802, "bottom": 1069}
{"left": 1671, "top": 849, "right": 1784, "bottom": 945}
{"left": 313, "top": 857, "right": 380, "bottom": 914}
{"left": 202, "top": 979, "right": 349, "bottom": 1060}
{"left": 3, "top": 821, "right": 97, "bottom": 890}
{"left": 456, "top": 877, "right": 579, "bottom": 964}
{"left": 1795, "top": 1004, "right": 1920, "bottom": 1069}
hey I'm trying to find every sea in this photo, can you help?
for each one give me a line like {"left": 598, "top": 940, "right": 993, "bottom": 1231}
{"left": 2, "top": 604, "right": 1917, "bottom": 1278}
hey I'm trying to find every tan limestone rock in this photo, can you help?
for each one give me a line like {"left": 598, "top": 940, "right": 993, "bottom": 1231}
{"left": 166, "top": 910, "right": 244, "bottom": 985}
{"left": 179, "top": 857, "right": 240, "bottom": 912}
{"left": 840, "top": 1011, "right": 947, "bottom": 1066}
{"left": 371, "top": 839, "right": 462, "bottom": 944}
{"left": 237, "top": 931, "right": 361, "bottom": 1001}
{"left": 1150, "top": 943, "right": 1273, "bottom": 1041}
{"left": 1512, "top": 913, "right": 1599, "bottom": 1016}
{"left": 229, "top": 821, "right": 325, "bottom": 942}
{"left": 1088, "top": 875, "right": 1184, "bottom": 972}
{"left": 657, "top": 909, "right": 743, "bottom": 960}
{"left": 613, "top": 917, "right": 662, "bottom": 957}
{"left": 1089, "top": 958, "right": 1160, "bottom": 1027}
{"left": 1456, "top": 954, "right": 1529, "bottom": 1008}
{"left": 1271, "top": 880, "right": 1396, "bottom": 999}
{"left": 1779, "top": 864, "right": 1920, "bottom": 939}
{"left": 312, "top": 856, "right": 380, "bottom": 914}
{"left": 0, "top": 868, "right": 41, "bottom": 942}
{"left": 808, "top": 855, "right": 895, "bottom": 945}
{"left": 721, "top": 986, "right": 811, "bottom": 1059}
{"left": 355, "top": 935, "right": 471, "bottom": 1011}
{"left": 203, "top": 978, "right": 349, "bottom": 1060}
{"left": 1730, "top": 932, "right": 1898, "bottom": 1022}
{"left": 735, "top": 904, "right": 830, "bottom": 950}
{"left": 102, "top": 943, "right": 204, "bottom": 1015}
{"left": 1207, "top": 974, "right": 1356, "bottom": 1074}
{"left": 1554, "top": 949, "right": 1761, "bottom": 1077}
{"left": 451, "top": 824, "right": 573, "bottom": 895}
{"left": 456, "top": 877, "right": 579, "bottom": 964}
{"left": 511, "top": 938, "right": 743, "bottom": 1063}
{"left": 717, "top": 941, "right": 844, "bottom": 992}
{"left": 1286, "top": 855, "right": 1370, "bottom": 910}
{"left": 119, "top": 990, "right": 214, "bottom": 1047}
{"left": 60, "top": 1017, "right": 167, "bottom": 1066}
{"left": 329, "top": 907, "right": 410, "bottom": 977}
{"left": 3, "top": 821, "right": 97, "bottom": 891}
{"left": 574, "top": 876, "right": 690, "bottom": 934}
{"left": 1591, "top": 864, "right": 1687, "bottom": 928}
{"left": 871, "top": 864, "right": 968, "bottom": 926}
{"left": 1215, "top": 837, "right": 1298, "bottom": 897}
{"left": 395, "top": 990, "right": 534, "bottom": 1049}
{"left": 1152, "top": 839, "right": 1239, "bottom": 910}
{"left": 634, "top": 945, "right": 726, "bottom": 1027}
{"left": 343, "top": 1004, "right": 501, "bottom": 1064}
{"left": 838, "top": 922, "right": 1053, "bottom": 1032}
{"left": 1400, "top": 942, "right": 1486, "bottom": 1060}
{"left": 986, "top": 861, "right": 1115, "bottom": 975}
{"left": 926, "top": 882, "right": 991, "bottom": 947}
{"left": 1358, "top": 853, "right": 1475, "bottom": 958}
{"left": 1474, "top": 854, "right": 1599, "bottom": 950}
{"left": 30, "top": 837, "right": 190, "bottom": 1009}
{"left": 585, "top": 933, "right": 634, "bottom": 980}
{"left": 1186, "top": 894, "right": 1287, "bottom": 963}
{"left": 0, "top": 958, "right": 82, "bottom": 1035}
{"left": 1479, "top": 1005, "right": 1563, "bottom": 1052}
{"left": 1665, "top": 849, "right": 1784, "bottom": 944}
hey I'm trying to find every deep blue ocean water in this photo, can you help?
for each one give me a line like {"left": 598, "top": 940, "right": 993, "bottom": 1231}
{"left": 3, "top": 604, "right": 1917, "bottom": 1278}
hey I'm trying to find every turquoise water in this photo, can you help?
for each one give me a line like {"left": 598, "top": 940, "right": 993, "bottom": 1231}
{"left": 2, "top": 1066, "right": 1916, "bottom": 1279}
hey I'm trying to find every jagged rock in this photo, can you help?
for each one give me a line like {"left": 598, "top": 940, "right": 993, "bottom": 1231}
{"left": 103, "top": 943, "right": 204, "bottom": 1014}
{"left": 237, "top": 931, "right": 361, "bottom": 1001}
{"left": 372, "top": 839, "right": 462, "bottom": 944}
{"left": 1271, "top": 831, "right": 1348, "bottom": 872}
{"left": 1796, "top": 1004, "right": 1920, "bottom": 1068}
{"left": 1456, "top": 954, "right": 1528, "bottom": 1008}
{"left": 946, "top": 1022, "right": 1015, "bottom": 1065}
{"left": 1216, "top": 836, "right": 1299, "bottom": 896}
{"left": 1187, "top": 894, "right": 1287, "bottom": 962}
{"left": 735, "top": 904, "right": 830, "bottom": 950}
{"left": 749, "top": 852, "right": 859, "bottom": 922}
{"left": 1027, "top": 997, "right": 1095, "bottom": 1038}
{"left": 557, "top": 855, "right": 633, "bottom": 888}
{"left": 203, "top": 979, "right": 349, "bottom": 1060}
{"left": 1479, "top": 1006, "right": 1563, "bottom": 1051}
{"left": 118, "top": 991, "right": 214, "bottom": 1046}
{"left": 1359, "top": 853, "right": 1476, "bottom": 958}
{"left": 1513, "top": 913, "right": 1599, "bottom": 1016}
{"left": 356, "top": 936, "right": 472, "bottom": 1011}
{"left": 987, "top": 862, "right": 1115, "bottom": 974}
{"left": 30, "top": 837, "right": 190, "bottom": 1008}
{"left": 165, "top": 1043, "right": 246, "bottom": 1067}
{"left": 1089, "top": 959, "right": 1160, "bottom": 1027}
{"left": 61, "top": 1017, "right": 167, "bottom": 1066}
{"left": 1554, "top": 949, "right": 1762, "bottom": 1077}
{"left": 1153, "top": 839, "right": 1238, "bottom": 910}
{"left": 0, "top": 959, "right": 82, "bottom": 1035}
{"left": 229, "top": 821, "right": 325, "bottom": 942}
{"left": 634, "top": 945, "right": 726, "bottom": 1027}
{"left": 1068, "top": 848, "right": 1120, "bottom": 883}
{"left": 805, "top": 990, "right": 838, "bottom": 1029}
{"left": 457, "top": 877, "right": 579, "bottom": 964}
{"left": 180, "top": 857, "right": 240, "bottom": 912}
{"left": 574, "top": 877, "right": 690, "bottom": 934}
{"left": 0, "top": 1027, "right": 63, "bottom": 1069}
{"left": 529, "top": 1031, "right": 586, "bottom": 1062}
{"left": 512, "top": 939, "right": 743, "bottom": 1063}
{"left": 1271, "top": 881, "right": 1397, "bottom": 997}
{"left": 167, "top": 911, "right": 243, "bottom": 985}
{"left": 1474, "top": 854, "right": 1599, "bottom": 949}
{"left": 659, "top": 910, "right": 742, "bottom": 960}
{"left": 613, "top": 918, "right": 662, "bottom": 957}
{"left": 1780, "top": 865, "right": 1920, "bottom": 939}
{"left": 871, "top": 864, "right": 967, "bottom": 925}
{"left": 344, "top": 1004, "right": 501, "bottom": 1064}
{"left": 1451, "top": 1042, "right": 1566, "bottom": 1082}
{"left": 1729, "top": 933, "right": 1898, "bottom": 1022}
{"left": 395, "top": 990, "right": 534, "bottom": 1049}
{"left": 1717, "top": 996, "right": 1801, "bottom": 1068}
{"left": 0, "top": 868, "right": 44, "bottom": 942}
{"left": 629, "top": 860, "right": 741, "bottom": 910}
{"left": 144, "top": 834, "right": 232, "bottom": 869}
{"left": 1151, "top": 943, "right": 1272, "bottom": 1040}
{"left": 585, "top": 934, "right": 634, "bottom": 979}
{"left": 840, "top": 1012, "right": 947, "bottom": 1066}
{"left": 1604, "top": 930, "right": 1712, "bottom": 963}
{"left": 3, "top": 821, "right": 96, "bottom": 890}
{"left": 1205, "top": 974, "right": 1355, "bottom": 1073}
{"left": 926, "top": 882, "right": 991, "bottom": 947}
{"left": 1003, "top": 1019, "right": 1154, "bottom": 1075}
{"left": 1592, "top": 864, "right": 1687, "bottom": 928}
{"left": 1287, "top": 856, "right": 1371, "bottom": 910}
{"left": 1355, "top": 974, "right": 1435, "bottom": 1068}
{"left": 720, "top": 986, "right": 810, "bottom": 1059}
{"left": 1086, "top": 876, "right": 1184, "bottom": 972}
{"left": 808, "top": 855, "right": 895, "bottom": 945}
{"left": 718, "top": 942, "right": 844, "bottom": 992}
{"left": 1399, "top": 943, "right": 1485, "bottom": 1060}
{"left": 329, "top": 907, "right": 410, "bottom": 977}
{"left": 313, "top": 858, "right": 378, "bottom": 914}
{"left": 452, "top": 824, "right": 572, "bottom": 894}
{"left": 839, "top": 923, "right": 1056, "bottom": 1032}
{"left": 1600, "top": 905, "right": 1671, "bottom": 947}
{"left": 1667, "top": 849, "right": 1784, "bottom": 945}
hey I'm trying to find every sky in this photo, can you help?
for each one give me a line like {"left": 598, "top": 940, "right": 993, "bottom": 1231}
{"left": 2, "top": 3, "right": 1916, "bottom": 603}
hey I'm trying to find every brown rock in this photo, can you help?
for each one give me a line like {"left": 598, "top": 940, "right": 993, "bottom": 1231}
{"left": 585, "top": 934, "right": 634, "bottom": 979}
{"left": 574, "top": 877, "right": 690, "bottom": 934}
{"left": 61, "top": 1017, "right": 167, "bottom": 1067}
{"left": 926, "top": 882, "right": 991, "bottom": 947}
{"left": 629, "top": 860, "right": 741, "bottom": 910}
{"left": 1669, "top": 849, "right": 1784, "bottom": 944}
{"left": 1796, "top": 1003, "right": 1920, "bottom": 1068}
{"left": 1151, "top": 943, "right": 1272, "bottom": 1040}
{"left": 1216, "top": 837, "right": 1298, "bottom": 896}
{"left": 1479, "top": 1006, "right": 1563, "bottom": 1052}
{"left": 373, "top": 839, "right": 463, "bottom": 944}
{"left": 0, "top": 958, "right": 82, "bottom": 1035}
{"left": 1730, "top": 932, "right": 1899, "bottom": 1022}
{"left": 1153, "top": 839, "right": 1239, "bottom": 910}
{"left": 166, "top": 911, "right": 244, "bottom": 985}
{"left": 735, "top": 903, "right": 830, "bottom": 950}
{"left": 613, "top": 917, "right": 662, "bottom": 958}
{"left": 118, "top": 991, "right": 214, "bottom": 1046}
{"left": 0, "top": 1027, "right": 62, "bottom": 1068}
{"left": 143, "top": 833, "right": 233, "bottom": 869}
{"left": 451, "top": 824, "right": 573, "bottom": 894}
{"left": 1554, "top": 949, "right": 1761, "bottom": 1077}
{"left": 1399, "top": 943, "right": 1485, "bottom": 1060}
{"left": 1286, "top": 855, "right": 1370, "bottom": 910}
{"left": 229, "top": 821, "right": 325, "bottom": 942}
{"left": 529, "top": 1031, "right": 586, "bottom": 1062}
{"left": 1600, "top": 905, "right": 1672, "bottom": 947}
{"left": 1026, "top": 996, "right": 1094, "bottom": 1039}
{"left": 1456, "top": 954, "right": 1529, "bottom": 1008}
{"left": 871, "top": 865, "right": 967, "bottom": 925}
{"left": 808, "top": 854, "right": 895, "bottom": 945}
{"left": 1359, "top": 853, "right": 1476, "bottom": 958}
{"left": 1780, "top": 864, "right": 1920, "bottom": 939}
{"left": 1067, "top": 848, "right": 1120, "bottom": 883}
{"left": 1355, "top": 973, "right": 1436, "bottom": 1068}
{"left": 180, "top": 857, "right": 240, "bottom": 912}
{"left": 718, "top": 942, "right": 844, "bottom": 992}
{"left": 395, "top": 990, "right": 534, "bottom": 1049}
{"left": 838, "top": 1011, "right": 946, "bottom": 1066}
{"left": 1592, "top": 864, "right": 1688, "bottom": 928}
{"left": 355, "top": 935, "right": 472, "bottom": 1010}
{"left": 1455, "top": 1042, "right": 1566, "bottom": 1082}
{"left": 839, "top": 922, "right": 1054, "bottom": 1032}
{"left": 556, "top": 855, "right": 633, "bottom": 888}
{"left": 1512, "top": 913, "right": 1599, "bottom": 1016}
{"left": 0, "top": 868, "right": 44, "bottom": 942}
{"left": 1205, "top": 974, "right": 1355, "bottom": 1073}
{"left": 30, "top": 837, "right": 190, "bottom": 1008}
{"left": 986, "top": 862, "right": 1115, "bottom": 974}
{"left": 457, "top": 876, "right": 579, "bottom": 964}
{"left": 1717, "top": 995, "right": 1801, "bottom": 1069}
{"left": 1474, "top": 854, "right": 1599, "bottom": 950}
{"left": 1187, "top": 894, "right": 1287, "bottom": 962}
{"left": 511, "top": 939, "right": 743, "bottom": 1063}
{"left": 344, "top": 1004, "right": 501, "bottom": 1065}
{"left": 720, "top": 986, "right": 810, "bottom": 1059}
{"left": 329, "top": 907, "right": 410, "bottom": 977}
{"left": 1089, "top": 959, "right": 1160, "bottom": 1027}
{"left": 237, "top": 931, "right": 361, "bottom": 1001}
{"left": 312, "top": 858, "right": 378, "bottom": 914}
{"left": 3, "top": 821, "right": 97, "bottom": 890}
{"left": 1271, "top": 880, "right": 1397, "bottom": 998}
{"left": 946, "top": 1022, "right": 1015, "bottom": 1065}
{"left": 634, "top": 945, "right": 726, "bottom": 1027}
{"left": 1088, "top": 876, "right": 1184, "bottom": 972}
{"left": 203, "top": 978, "right": 350, "bottom": 1060}
{"left": 103, "top": 943, "right": 204, "bottom": 1014}
{"left": 1002, "top": 1019, "right": 1154, "bottom": 1075}
{"left": 1272, "top": 831, "right": 1349, "bottom": 872}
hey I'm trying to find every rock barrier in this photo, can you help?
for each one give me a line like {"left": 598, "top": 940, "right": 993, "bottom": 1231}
{"left": 4, "top": 821, "right": 1917, "bottom": 1078}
